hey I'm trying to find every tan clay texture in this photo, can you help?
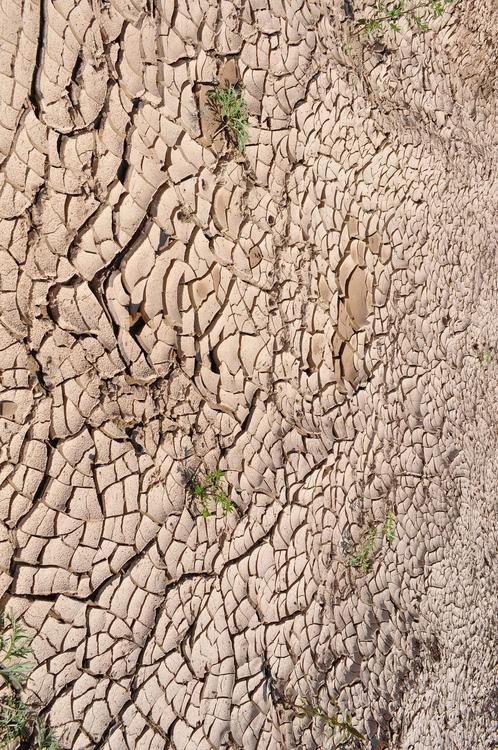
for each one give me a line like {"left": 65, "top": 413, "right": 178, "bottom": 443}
{"left": 0, "top": 0, "right": 497, "bottom": 748}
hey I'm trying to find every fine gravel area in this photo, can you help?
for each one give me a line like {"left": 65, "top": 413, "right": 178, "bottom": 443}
{"left": 0, "top": 0, "right": 497, "bottom": 748}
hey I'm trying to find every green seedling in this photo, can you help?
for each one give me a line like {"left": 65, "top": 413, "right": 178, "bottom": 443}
{"left": 348, "top": 523, "right": 377, "bottom": 574}
{"left": 348, "top": 514, "right": 396, "bottom": 574}
{"left": 207, "top": 85, "right": 250, "bottom": 152}
{"left": 0, "top": 611, "right": 59, "bottom": 749}
{"left": 355, "top": 0, "right": 453, "bottom": 37}
{"left": 284, "top": 695, "right": 364, "bottom": 745}
{"left": 0, "top": 696, "right": 29, "bottom": 746}
{"left": 34, "top": 718, "right": 59, "bottom": 750}
{"left": 189, "top": 469, "right": 233, "bottom": 518}
{"left": 0, "top": 611, "right": 32, "bottom": 690}
{"left": 383, "top": 512, "right": 396, "bottom": 544}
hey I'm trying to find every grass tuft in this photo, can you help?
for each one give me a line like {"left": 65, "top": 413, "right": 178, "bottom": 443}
{"left": 0, "top": 611, "right": 59, "bottom": 749}
{"left": 207, "top": 85, "right": 249, "bottom": 153}
{"left": 189, "top": 469, "right": 233, "bottom": 518}
{"left": 0, "top": 696, "right": 29, "bottom": 745}
{"left": 0, "top": 611, "right": 32, "bottom": 690}
{"left": 34, "top": 717, "right": 59, "bottom": 750}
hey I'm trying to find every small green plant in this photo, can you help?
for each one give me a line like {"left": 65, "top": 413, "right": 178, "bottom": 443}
{"left": 347, "top": 514, "right": 396, "bottom": 574}
{"left": 261, "top": 659, "right": 363, "bottom": 745}
{"left": 355, "top": 0, "right": 453, "bottom": 37}
{"left": 0, "top": 611, "right": 58, "bottom": 749}
{"left": 34, "top": 717, "right": 59, "bottom": 750}
{"left": 0, "top": 696, "right": 29, "bottom": 745}
{"left": 383, "top": 512, "right": 395, "bottom": 544}
{"left": 189, "top": 469, "right": 233, "bottom": 518}
{"left": 284, "top": 695, "right": 364, "bottom": 745}
{"left": 0, "top": 612, "right": 32, "bottom": 689}
{"left": 207, "top": 85, "right": 249, "bottom": 152}
{"left": 480, "top": 349, "right": 493, "bottom": 365}
{"left": 348, "top": 523, "right": 377, "bottom": 574}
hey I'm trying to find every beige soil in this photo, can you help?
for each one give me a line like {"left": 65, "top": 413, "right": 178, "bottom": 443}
{"left": 0, "top": 0, "right": 497, "bottom": 748}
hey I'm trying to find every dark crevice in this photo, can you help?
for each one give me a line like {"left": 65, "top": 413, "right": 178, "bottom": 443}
{"left": 158, "top": 228, "right": 168, "bottom": 251}
{"left": 207, "top": 347, "right": 220, "bottom": 374}
{"left": 29, "top": 0, "right": 45, "bottom": 117}
{"left": 124, "top": 426, "right": 145, "bottom": 454}
{"left": 116, "top": 158, "right": 128, "bottom": 185}
{"left": 129, "top": 314, "right": 146, "bottom": 338}
{"left": 70, "top": 53, "right": 83, "bottom": 85}
{"left": 25, "top": 347, "right": 50, "bottom": 393}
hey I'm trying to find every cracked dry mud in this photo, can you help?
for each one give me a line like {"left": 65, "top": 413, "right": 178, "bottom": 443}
{"left": 0, "top": 0, "right": 497, "bottom": 748}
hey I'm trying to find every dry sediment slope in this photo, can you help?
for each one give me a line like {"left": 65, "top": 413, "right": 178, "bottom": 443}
{"left": 0, "top": 0, "right": 497, "bottom": 748}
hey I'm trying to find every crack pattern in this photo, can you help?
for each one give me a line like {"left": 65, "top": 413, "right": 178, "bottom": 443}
{"left": 0, "top": 0, "right": 497, "bottom": 748}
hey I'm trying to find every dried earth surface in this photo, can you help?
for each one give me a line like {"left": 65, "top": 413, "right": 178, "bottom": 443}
{"left": 0, "top": 0, "right": 497, "bottom": 748}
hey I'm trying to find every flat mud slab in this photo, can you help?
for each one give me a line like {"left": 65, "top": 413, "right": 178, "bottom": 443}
{"left": 0, "top": 0, "right": 496, "bottom": 748}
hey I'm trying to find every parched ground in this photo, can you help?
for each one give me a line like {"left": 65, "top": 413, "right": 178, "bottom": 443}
{"left": 0, "top": 0, "right": 497, "bottom": 748}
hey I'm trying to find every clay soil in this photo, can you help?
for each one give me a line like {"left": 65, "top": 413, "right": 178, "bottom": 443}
{"left": 0, "top": 0, "right": 497, "bottom": 748}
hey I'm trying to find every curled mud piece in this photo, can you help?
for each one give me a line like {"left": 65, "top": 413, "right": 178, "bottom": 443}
{"left": 0, "top": 0, "right": 496, "bottom": 749}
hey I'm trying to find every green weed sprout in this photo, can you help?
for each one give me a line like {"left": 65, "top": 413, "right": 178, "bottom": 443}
{"left": 355, "top": 0, "right": 453, "bottom": 37}
{"left": 0, "top": 611, "right": 59, "bottom": 748}
{"left": 0, "top": 611, "right": 32, "bottom": 689}
{"left": 207, "top": 85, "right": 250, "bottom": 152}
{"left": 383, "top": 512, "right": 396, "bottom": 544}
{"left": 348, "top": 523, "right": 377, "bottom": 574}
{"left": 348, "top": 514, "right": 396, "bottom": 574}
{"left": 0, "top": 696, "right": 29, "bottom": 745}
{"left": 189, "top": 469, "right": 233, "bottom": 518}
{"left": 34, "top": 717, "right": 59, "bottom": 750}
{"left": 285, "top": 695, "right": 364, "bottom": 744}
